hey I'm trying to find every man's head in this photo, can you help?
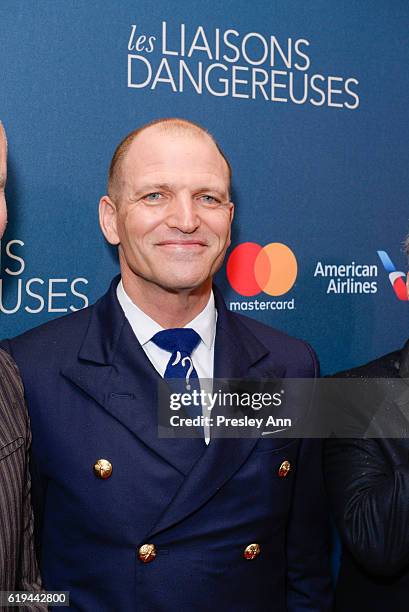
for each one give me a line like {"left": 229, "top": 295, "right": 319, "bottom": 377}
{"left": 99, "top": 118, "right": 234, "bottom": 295}
{"left": 0, "top": 122, "right": 7, "bottom": 238}
{"left": 107, "top": 118, "right": 232, "bottom": 201}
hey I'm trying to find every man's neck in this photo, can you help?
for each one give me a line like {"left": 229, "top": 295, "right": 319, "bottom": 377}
{"left": 121, "top": 274, "right": 212, "bottom": 328}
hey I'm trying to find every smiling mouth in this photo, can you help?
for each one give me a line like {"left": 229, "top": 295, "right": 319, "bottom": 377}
{"left": 156, "top": 240, "right": 208, "bottom": 248}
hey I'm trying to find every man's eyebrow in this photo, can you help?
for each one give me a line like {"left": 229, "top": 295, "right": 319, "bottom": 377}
{"left": 133, "top": 182, "right": 173, "bottom": 193}
{"left": 193, "top": 185, "right": 229, "bottom": 196}
{"left": 131, "top": 183, "right": 229, "bottom": 197}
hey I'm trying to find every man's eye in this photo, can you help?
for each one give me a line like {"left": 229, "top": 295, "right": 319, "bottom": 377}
{"left": 199, "top": 195, "right": 219, "bottom": 204}
{"left": 143, "top": 193, "right": 162, "bottom": 203}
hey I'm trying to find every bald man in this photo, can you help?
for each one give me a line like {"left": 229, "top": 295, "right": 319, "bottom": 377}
{"left": 1, "top": 118, "right": 332, "bottom": 611}
{"left": 0, "top": 122, "right": 43, "bottom": 598}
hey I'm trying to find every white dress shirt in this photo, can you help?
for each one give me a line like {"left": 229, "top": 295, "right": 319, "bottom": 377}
{"left": 116, "top": 280, "right": 217, "bottom": 443}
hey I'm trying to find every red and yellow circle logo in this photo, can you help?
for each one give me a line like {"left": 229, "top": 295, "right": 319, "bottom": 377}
{"left": 226, "top": 242, "right": 298, "bottom": 297}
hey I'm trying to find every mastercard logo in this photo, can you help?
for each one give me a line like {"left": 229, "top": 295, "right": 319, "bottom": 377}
{"left": 226, "top": 242, "right": 298, "bottom": 297}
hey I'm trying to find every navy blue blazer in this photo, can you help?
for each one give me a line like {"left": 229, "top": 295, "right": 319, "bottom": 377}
{"left": 1, "top": 278, "right": 332, "bottom": 611}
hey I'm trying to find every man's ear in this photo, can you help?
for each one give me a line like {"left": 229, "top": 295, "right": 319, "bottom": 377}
{"left": 0, "top": 121, "right": 8, "bottom": 239}
{"left": 99, "top": 195, "right": 120, "bottom": 245}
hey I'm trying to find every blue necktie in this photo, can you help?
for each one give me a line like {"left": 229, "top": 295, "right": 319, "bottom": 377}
{"left": 151, "top": 328, "right": 201, "bottom": 390}
{"left": 151, "top": 328, "right": 202, "bottom": 430}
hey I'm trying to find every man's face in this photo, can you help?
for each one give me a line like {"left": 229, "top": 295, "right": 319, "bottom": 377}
{"left": 100, "top": 128, "right": 233, "bottom": 293}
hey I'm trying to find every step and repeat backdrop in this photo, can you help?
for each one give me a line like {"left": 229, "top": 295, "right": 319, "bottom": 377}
{"left": 0, "top": 1, "right": 408, "bottom": 375}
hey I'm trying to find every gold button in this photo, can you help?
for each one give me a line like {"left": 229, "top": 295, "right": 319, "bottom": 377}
{"left": 93, "top": 459, "right": 113, "bottom": 479}
{"left": 243, "top": 543, "right": 261, "bottom": 560}
{"left": 138, "top": 543, "right": 157, "bottom": 563}
{"left": 278, "top": 460, "right": 291, "bottom": 478}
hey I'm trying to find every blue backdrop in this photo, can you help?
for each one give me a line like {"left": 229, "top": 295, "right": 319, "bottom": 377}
{"left": 1, "top": 1, "right": 409, "bottom": 376}
{"left": 2, "top": 1, "right": 408, "bottom": 377}
{"left": 1, "top": 0, "right": 408, "bottom": 586}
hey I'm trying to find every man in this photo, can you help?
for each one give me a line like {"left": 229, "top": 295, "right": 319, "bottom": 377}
{"left": 1, "top": 118, "right": 332, "bottom": 610}
{"left": 0, "top": 122, "right": 43, "bottom": 598}
{"left": 324, "top": 255, "right": 409, "bottom": 611}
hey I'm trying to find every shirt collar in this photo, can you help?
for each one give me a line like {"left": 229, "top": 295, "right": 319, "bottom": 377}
{"left": 116, "top": 280, "right": 217, "bottom": 349}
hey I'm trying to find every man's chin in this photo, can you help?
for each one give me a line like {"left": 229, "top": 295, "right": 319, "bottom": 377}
{"left": 152, "top": 274, "right": 211, "bottom": 294}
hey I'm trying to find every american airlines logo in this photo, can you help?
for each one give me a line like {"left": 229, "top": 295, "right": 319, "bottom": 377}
{"left": 377, "top": 250, "right": 408, "bottom": 301}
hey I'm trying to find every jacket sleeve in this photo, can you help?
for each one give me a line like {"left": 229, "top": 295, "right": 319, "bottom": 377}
{"left": 18, "top": 409, "right": 44, "bottom": 595}
{"left": 0, "top": 346, "right": 47, "bottom": 609}
{"left": 325, "top": 435, "right": 409, "bottom": 576}
{"left": 286, "top": 344, "right": 333, "bottom": 611}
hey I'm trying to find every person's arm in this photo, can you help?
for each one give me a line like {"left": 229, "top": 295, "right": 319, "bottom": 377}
{"left": 325, "top": 435, "right": 409, "bottom": 576}
{"left": 286, "top": 345, "right": 333, "bottom": 611}
{"left": 5, "top": 354, "right": 45, "bottom": 599}
{"left": 0, "top": 126, "right": 46, "bottom": 609}
{"left": 286, "top": 440, "right": 333, "bottom": 611}
{"left": 17, "top": 406, "right": 43, "bottom": 594}
{"left": 0, "top": 352, "right": 46, "bottom": 610}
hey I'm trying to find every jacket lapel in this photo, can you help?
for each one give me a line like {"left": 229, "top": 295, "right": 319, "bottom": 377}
{"left": 61, "top": 279, "right": 280, "bottom": 538}
{"left": 147, "top": 286, "right": 279, "bottom": 538}
{"left": 386, "top": 340, "right": 409, "bottom": 439}
{"left": 399, "top": 339, "right": 409, "bottom": 380}
{"left": 61, "top": 277, "right": 205, "bottom": 476}
{"left": 389, "top": 340, "right": 409, "bottom": 442}
{"left": 364, "top": 340, "right": 409, "bottom": 441}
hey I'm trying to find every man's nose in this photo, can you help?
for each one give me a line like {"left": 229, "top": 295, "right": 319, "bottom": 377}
{"left": 166, "top": 194, "right": 201, "bottom": 233}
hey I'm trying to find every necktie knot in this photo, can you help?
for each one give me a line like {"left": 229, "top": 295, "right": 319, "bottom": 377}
{"left": 152, "top": 328, "right": 203, "bottom": 438}
{"left": 151, "top": 328, "right": 201, "bottom": 356}
{"left": 151, "top": 328, "right": 201, "bottom": 391}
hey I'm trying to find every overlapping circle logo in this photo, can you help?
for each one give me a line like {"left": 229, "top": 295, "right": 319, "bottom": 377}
{"left": 226, "top": 242, "right": 298, "bottom": 297}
